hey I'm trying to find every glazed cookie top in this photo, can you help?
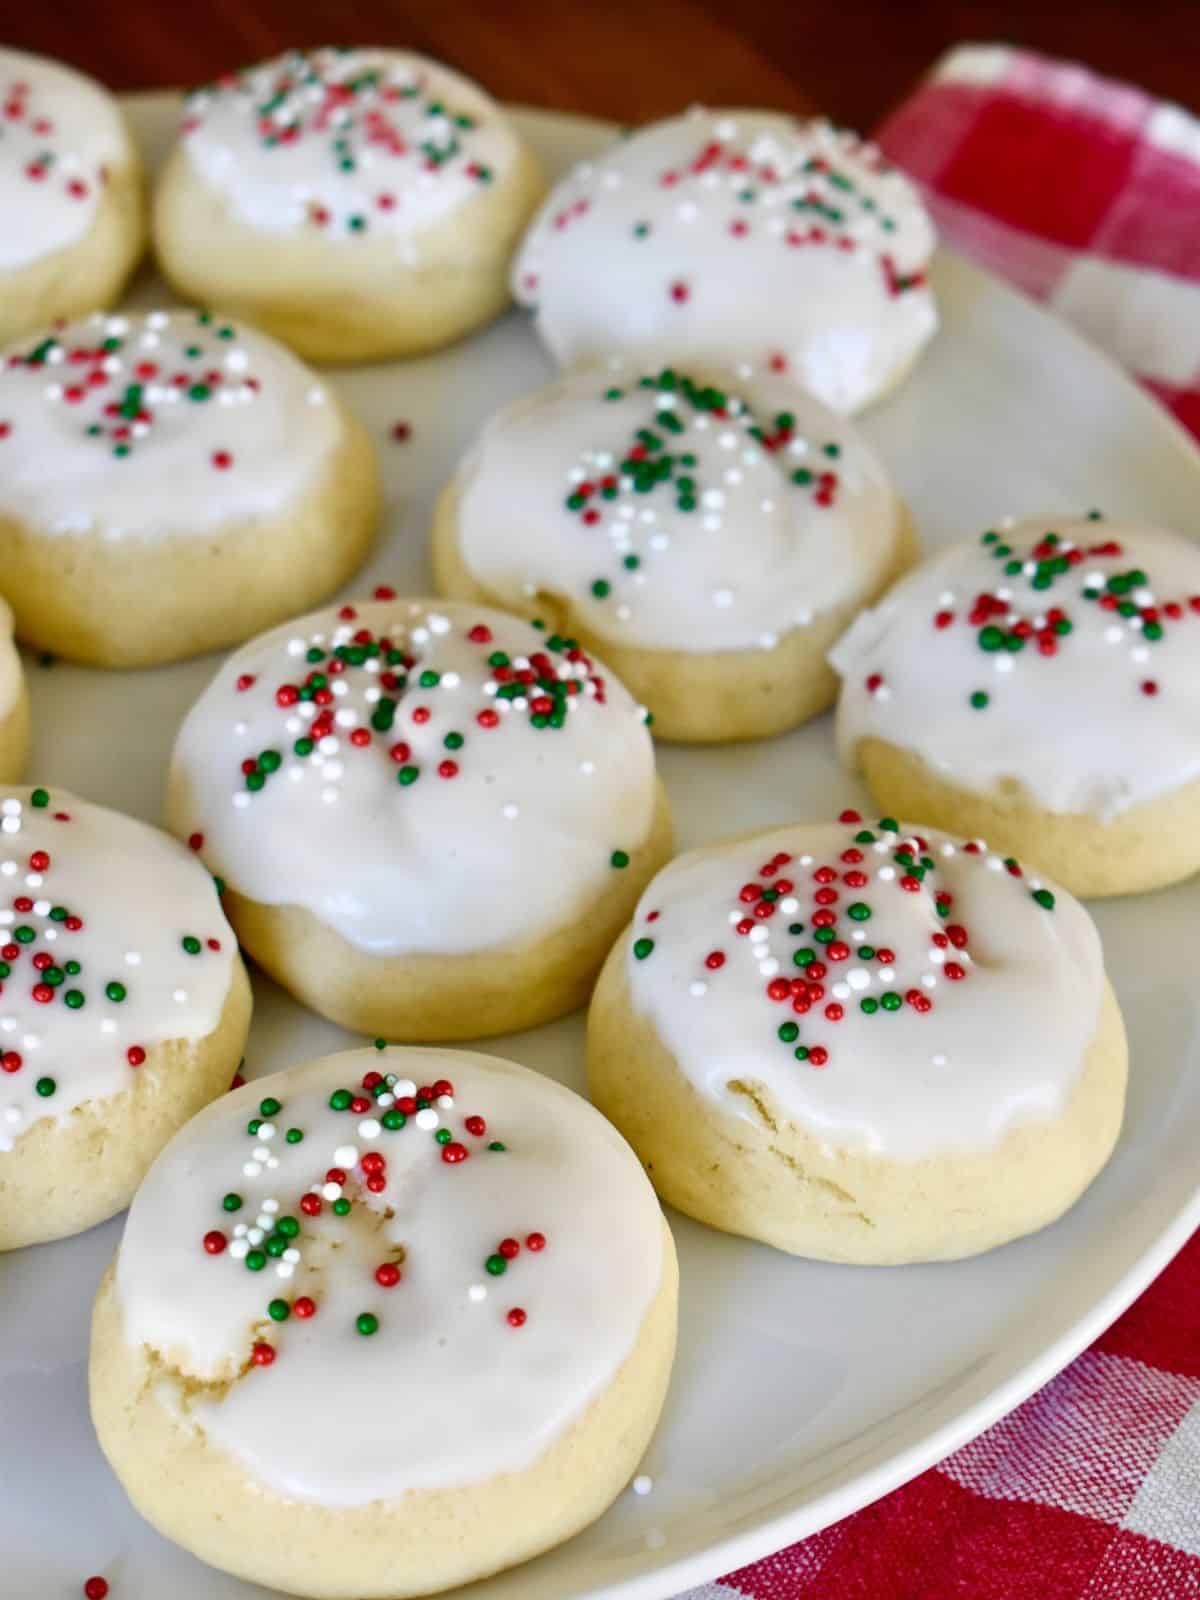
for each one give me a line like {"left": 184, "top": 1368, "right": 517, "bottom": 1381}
{"left": 115, "top": 1046, "right": 666, "bottom": 1503}
{"left": 832, "top": 518, "right": 1200, "bottom": 819}
{"left": 0, "top": 309, "right": 342, "bottom": 539}
{"left": 177, "top": 47, "right": 522, "bottom": 241}
{"left": 169, "top": 599, "right": 658, "bottom": 955}
{"left": 0, "top": 787, "right": 239, "bottom": 1154}
{"left": 512, "top": 109, "right": 937, "bottom": 414}
{"left": 0, "top": 47, "right": 134, "bottom": 272}
{"left": 623, "top": 811, "right": 1104, "bottom": 1161}
{"left": 452, "top": 364, "right": 901, "bottom": 652}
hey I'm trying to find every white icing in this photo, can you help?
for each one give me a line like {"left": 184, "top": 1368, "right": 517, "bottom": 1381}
{"left": 0, "top": 309, "right": 340, "bottom": 539}
{"left": 831, "top": 519, "right": 1200, "bottom": 819}
{"left": 513, "top": 109, "right": 937, "bottom": 414}
{"left": 0, "top": 596, "right": 20, "bottom": 720}
{"left": 114, "top": 1046, "right": 665, "bottom": 1503}
{"left": 178, "top": 48, "right": 521, "bottom": 240}
{"left": 453, "top": 364, "right": 900, "bottom": 652}
{"left": 625, "top": 816, "right": 1104, "bottom": 1160}
{"left": 0, "top": 787, "right": 238, "bottom": 1153}
{"left": 0, "top": 48, "right": 131, "bottom": 271}
{"left": 169, "top": 600, "right": 658, "bottom": 954}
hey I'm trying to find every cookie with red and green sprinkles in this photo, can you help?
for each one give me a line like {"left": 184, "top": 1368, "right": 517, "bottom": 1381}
{"left": 0, "top": 308, "right": 379, "bottom": 666}
{"left": 153, "top": 48, "right": 545, "bottom": 362}
{"left": 512, "top": 108, "right": 937, "bottom": 415}
{"left": 167, "top": 598, "right": 671, "bottom": 1038}
{"left": 435, "top": 361, "right": 909, "bottom": 739}
{"left": 90, "top": 1045, "right": 676, "bottom": 1598}
{"left": 831, "top": 517, "right": 1200, "bottom": 895}
{"left": 588, "top": 810, "right": 1127, "bottom": 1263}
{"left": 0, "top": 47, "right": 144, "bottom": 345}
{"left": 0, "top": 786, "right": 251, "bottom": 1251}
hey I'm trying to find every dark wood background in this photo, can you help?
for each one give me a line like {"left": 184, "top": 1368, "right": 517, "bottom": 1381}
{"left": 7, "top": 1, "right": 1198, "bottom": 129}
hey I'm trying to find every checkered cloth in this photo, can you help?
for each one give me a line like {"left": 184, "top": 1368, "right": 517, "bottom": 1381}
{"left": 693, "top": 45, "right": 1200, "bottom": 1600}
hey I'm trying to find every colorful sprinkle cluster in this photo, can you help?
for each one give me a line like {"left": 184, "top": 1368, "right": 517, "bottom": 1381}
{"left": 229, "top": 605, "right": 629, "bottom": 805}
{"left": 0, "top": 789, "right": 226, "bottom": 1123}
{"left": 1, "top": 68, "right": 102, "bottom": 208}
{"left": 202, "top": 1059, "right": 543, "bottom": 1366}
{"left": 183, "top": 49, "right": 496, "bottom": 235}
{"left": 634, "top": 810, "right": 1055, "bottom": 1069}
{"left": 521, "top": 124, "right": 925, "bottom": 319}
{"left": 0, "top": 312, "right": 263, "bottom": 467}
{"left": 562, "top": 368, "right": 843, "bottom": 605}
{"left": 862, "top": 525, "right": 1200, "bottom": 712}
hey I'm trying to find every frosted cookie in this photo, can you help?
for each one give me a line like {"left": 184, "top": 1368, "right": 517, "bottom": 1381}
{"left": 512, "top": 109, "right": 937, "bottom": 414}
{"left": 0, "top": 309, "right": 380, "bottom": 667}
{"left": 0, "top": 786, "right": 251, "bottom": 1251}
{"left": 91, "top": 1045, "right": 677, "bottom": 1598}
{"left": 153, "top": 48, "right": 545, "bottom": 362}
{"left": 832, "top": 518, "right": 1200, "bottom": 897}
{"left": 167, "top": 600, "right": 672, "bottom": 1037}
{"left": 435, "top": 364, "right": 916, "bottom": 742}
{"left": 0, "top": 48, "right": 145, "bottom": 345}
{"left": 0, "top": 599, "right": 30, "bottom": 782}
{"left": 588, "top": 812, "right": 1127, "bottom": 1264}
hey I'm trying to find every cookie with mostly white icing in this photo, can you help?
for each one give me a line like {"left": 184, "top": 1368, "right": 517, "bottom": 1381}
{"left": 90, "top": 1045, "right": 677, "bottom": 1598}
{"left": 0, "top": 786, "right": 251, "bottom": 1250}
{"left": 512, "top": 108, "right": 937, "bottom": 414}
{"left": 152, "top": 48, "right": 545, "bottom": 362}
{"left": 832, "top": 517, "right": 1200, "bottom": 896}
{"left": 0, "top": 47, "right": 145, "bottom": 344}
{"left": 0, "top": 308, "right": 379, "bottom": 667}
{"left": 588, "top": 811, "right": 1127, "bottom": 1263}
{"left": 167, "top": 599, "right": 673, "bottom": 1037}
{"left": 434, "top": 362, "right": 916, "bottom": 742}
{"left": 0, "top": 598, "right": 30, "bottom": 784}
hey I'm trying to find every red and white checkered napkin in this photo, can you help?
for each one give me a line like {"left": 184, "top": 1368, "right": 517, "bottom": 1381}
{"left": 690, "top": 45, "right": 1200, "bottom": 1600}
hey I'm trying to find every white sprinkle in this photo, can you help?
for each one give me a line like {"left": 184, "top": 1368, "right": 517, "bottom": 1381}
{"left": 229, "top": 1239, "right": 249, "bottom": 1260}
{"left": 333, "top": 1144, "right": 358, "bottom": 1167}
{"left": 358, "top": 1118, "right": 381, "bottom": 1140}
{"left": 689, "top": 981, "right": 708, "bottom": 997}
{"left": 632, "top": 1475, "right": 654, "bottom": 1496}
{"left": 242, "top": 1161, "right": 261, "bottom": 1178}
{"left": 321, "top": 1181, "right": 342, "bottom": 1201}
{"left": 415, "top": 1108, "right": 439, "bottom": 1131}
{"left": 468, "top": 1284, "right": 488, "bottom": 1303}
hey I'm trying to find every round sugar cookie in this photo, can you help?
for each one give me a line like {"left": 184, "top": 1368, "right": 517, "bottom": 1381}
{"left": 434, "top": 363, "right": 916, "bottom": 742}
{"left": 832, "top": 517, "right": 1200, "bottom": 896}
{"left": 0, "top": 598, "right": 30, "bottom": 782}
{"left": 0, "top": 47, "right": 145, "bottom": 345}
{"left": 90, "top": 1045, "right": 677, "bottom": 1599}
{"left": 588, "top": 811, "right": 1127, "bottom": 1263}
{"left": 0, "top": 785, "right": 251, "bottom": 1251}
{"left": 167, "top": 599, "right": 672, "bottom": 1037}
{"left": 153, "top": 48, "right": 545, "bottom": 362}
{"left": 0, "top": 308, "right": 380, "bottom": 667}
{"left": 512, "top": 108, "right": 937, "bottom": 414}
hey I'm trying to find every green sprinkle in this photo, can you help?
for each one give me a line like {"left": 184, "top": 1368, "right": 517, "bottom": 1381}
{"left": 223, "top": 1193, "right": 243, "bottom": 1212}
{"left": 285, "top": 1128, "right": 304, "bottom": 1144}
{"left": 356, "top": 1312, "right": 379, "bottom": 1336}
{"left": 35, "top": 1076, "right": 55, "bottom": 1097}
{"left": 610, "top": 850, "right": 630, "bottom": 869}
{"left": 268, "top": 1299, "right": 290, "bottom": 1322}
{"left": 633, "top": 937, "right": 654, "bottom": 960}
{"left": 182, "top": 936, "right": 202, "bottom": 955}
{"left": 485, "top": 1254, "right": 507, "bottom": 1276}
{"left": 1032, "top": 888, "right": 1056, "bottom": 910}
{"left": 970, "top": 690, "right": 990, "bottom": 710}
{"left": 333, "top": 1197, "right": 352, "bottom": 1217}
{"left": 245, "top": 1250, "right": 266, "bottom": 1272}
{"left": 329, "top": 1089, "right": 352, "bottom": 1111}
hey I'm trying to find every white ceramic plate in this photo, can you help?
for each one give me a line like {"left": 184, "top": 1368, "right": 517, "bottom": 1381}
{"left": 3, "top": 98, "right": 1200, "bottom": 1600}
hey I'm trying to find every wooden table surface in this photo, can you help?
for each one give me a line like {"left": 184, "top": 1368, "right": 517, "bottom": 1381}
{"left": 7, "top": 1, "right": 1198, "bottom": 129}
